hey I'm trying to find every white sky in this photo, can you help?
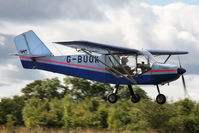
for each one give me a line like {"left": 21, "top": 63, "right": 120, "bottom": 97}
{"left": 0, "top": 0, "right": 199, "bottom": 102}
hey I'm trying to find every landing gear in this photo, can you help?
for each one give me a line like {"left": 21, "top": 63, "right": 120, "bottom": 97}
{"left": 108, "top": 84, "right": 119, "bottom": 103}
{"left": 128, "top": 85, "right": 140, "bottom": 103}
{"left": 107, "top": 93, "right": 117, "bottom": 103}
{"left": 107, "top": 84, "right": 140, "bottom": 104}
{"left": 156, "top": 94, "right": 166, "bottom": 104}
{"left": 156, "top": 85, "right": 166, "bottom": 104}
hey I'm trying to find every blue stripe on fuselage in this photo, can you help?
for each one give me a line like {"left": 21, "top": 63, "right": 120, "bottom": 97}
{"left": 21, "top": 60, "right": 180, "bottom": 85}
{"left": 151, "top": 74, "right": 180, "bottom": 84}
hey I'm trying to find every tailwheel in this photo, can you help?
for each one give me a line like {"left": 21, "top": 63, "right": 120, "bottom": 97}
{"left": 108, "top": 93, "right": 118, "bottom": 103}
{"left": 131, "top": 94, "right": 140, "bottom": 103}
{"left": 156, "top": 94, "right": 166, "bottom": 104}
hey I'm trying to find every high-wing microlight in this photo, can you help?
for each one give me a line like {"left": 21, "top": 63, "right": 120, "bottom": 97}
{"left": 14, "top": 30, "right": 188, "bottom": 104}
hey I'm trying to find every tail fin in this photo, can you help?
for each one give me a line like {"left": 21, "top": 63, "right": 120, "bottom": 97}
{"left": 14, "top": 30, "right": 53, "bottom": 57}
{"left": 14, "top": 30, "right": 53, "bottom": 69}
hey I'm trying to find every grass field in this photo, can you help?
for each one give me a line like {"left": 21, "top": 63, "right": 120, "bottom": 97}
{"left": 0, "top": 127, "right": 159, "bottom": 133}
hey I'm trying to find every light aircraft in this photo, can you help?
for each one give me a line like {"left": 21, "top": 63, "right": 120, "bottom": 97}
{"left": 14, "top": 30, "right": 188, "bottom": 104}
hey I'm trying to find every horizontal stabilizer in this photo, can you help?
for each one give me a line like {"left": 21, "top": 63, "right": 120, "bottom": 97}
{"left": 10, "top": 53, "right": 47, "bottom": 57}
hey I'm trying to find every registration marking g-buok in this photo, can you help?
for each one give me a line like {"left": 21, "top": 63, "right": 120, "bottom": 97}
{"left": 66, "top": 55, "right": 99, "bottom": 63}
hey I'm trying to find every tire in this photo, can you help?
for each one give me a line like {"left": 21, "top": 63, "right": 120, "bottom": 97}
{"left": 131, "top": 94, "right": 140, "bottom": 103}
{"left": 156, "top": 94, "right": 166, "bottom": 104}
{"left": 108, "top": 93, "right": 118, "bottom": 103}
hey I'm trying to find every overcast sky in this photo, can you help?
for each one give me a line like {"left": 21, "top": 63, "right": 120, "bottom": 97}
{"left": 0, "top": 0, "right": 199, "bottom": 102}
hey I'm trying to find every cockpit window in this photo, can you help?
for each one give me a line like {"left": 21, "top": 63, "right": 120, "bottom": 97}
{"left": 105, "top": 50, "right": 156, "bottom": 76}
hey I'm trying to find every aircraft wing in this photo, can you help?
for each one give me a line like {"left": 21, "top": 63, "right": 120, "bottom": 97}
{"left": 55, "top": 40, "right": 188, "bottom": 55}
{"left": 147, "top": 50, "right": 188, "bottom": 55}
{"left": 55, "top": 41, "right": 139, "bottom": 54}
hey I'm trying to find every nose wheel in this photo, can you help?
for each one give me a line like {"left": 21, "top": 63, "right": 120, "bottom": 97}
{"left": 156, "top": 85, "right": 166, "bottom": 104}
{"left": 156, "top": 94, "right": 166, "bottom": 104}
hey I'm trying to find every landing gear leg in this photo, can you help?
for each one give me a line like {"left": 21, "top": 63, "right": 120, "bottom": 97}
{"left": 156, "top": 85, "right": 166, "bottom": 104}
{"left": 128, "top": 85, "right": 140, "bottom": 103}
{"left": 108, "top": 84, "right": 119, "bottom": 103}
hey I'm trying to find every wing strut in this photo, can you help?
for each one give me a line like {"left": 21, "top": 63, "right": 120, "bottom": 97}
{"left": 164, "top": 54, "right": 171, "bottom": 64}
{"left": 81, "top": 49, "right": 137, "bottom": 84}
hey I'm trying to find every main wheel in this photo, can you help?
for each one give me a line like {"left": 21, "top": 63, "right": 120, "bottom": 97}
{"left": 108, "top": 93, "right": 118, "bottom": 103}
{"left": 156, "top": 94, "right": 166, "bottom": 104}
{"left": 131, "top": 94, "right": 140, "bottom": 103}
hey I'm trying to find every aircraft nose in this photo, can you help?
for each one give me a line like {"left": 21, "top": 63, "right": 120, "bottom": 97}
{"left": 178, "top": 68, "right": 186, "bottom": 74}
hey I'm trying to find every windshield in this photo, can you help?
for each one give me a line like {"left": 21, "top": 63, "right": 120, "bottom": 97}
{"left": 139, "top": 50, "right": 157, "bottom": 65}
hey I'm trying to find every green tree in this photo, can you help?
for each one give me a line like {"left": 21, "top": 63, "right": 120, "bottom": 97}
{"left": 62, "top": 95, "right": 75, "bottom": 128}
{"left": 97, "top": 108, "right": 108, "bottom": 128}
{"left": 62, "top": 96, "right": 108, "bottom": 129}
{"left": 21, "top": 78, "right": 67, "bottom": 100}
{"left": 23, "top": 97, "right": 56, "bottom": 128}
{"left": 137, "top": 100, "right": 177, "bottom": 131}
{"left": 48, "top": 98, "right": 64, "bottom": 127}
{"left": 64, "top": 77, "right": 92, "bottom": 101}
{"left": 91, "top": 82, "right": 113, "bottom": 101}
{"left": 172, "top": 99, "right": 199, "bottom": 133}
{"left": 6, "top": 114, "right": 15, "bottom": 127}
{"left": 0, "top": 96, "right": 25, "bottom": 125}
{"left": 107, "top": 101, "right": 132, "bottom": 130}
{"left": 2, "top": 76, "right": 199, "bottom": 132}
{"left": 64, "top": 77, "right": 112, "bottom": 101}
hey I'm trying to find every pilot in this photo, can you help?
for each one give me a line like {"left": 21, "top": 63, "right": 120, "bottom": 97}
{"left": 120, "top": 56, "right": 133, "bottom": 74}
{"left": 121, "top": 56, "right": 128, "bottom": 65}
{"left": 140, "top": 61, "right": 150, "bottom": 73}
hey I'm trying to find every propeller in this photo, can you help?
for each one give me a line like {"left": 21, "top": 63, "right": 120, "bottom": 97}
{"left": 178, "top": 57, "right": 189, "bottom": 97}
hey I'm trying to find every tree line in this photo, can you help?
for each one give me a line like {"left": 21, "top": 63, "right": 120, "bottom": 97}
{"left": 0, "top": 77, "right": 199, "bottom": 132}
